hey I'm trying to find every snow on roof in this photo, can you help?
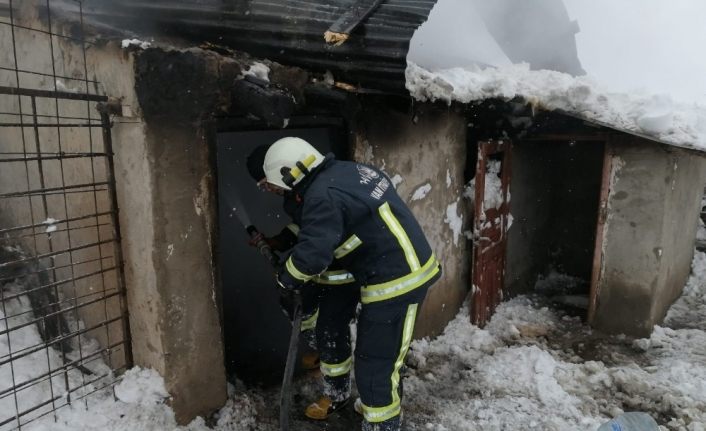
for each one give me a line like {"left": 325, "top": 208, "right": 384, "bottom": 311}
{"left": 406, "top": 62, "right": 706, "bottom": 153}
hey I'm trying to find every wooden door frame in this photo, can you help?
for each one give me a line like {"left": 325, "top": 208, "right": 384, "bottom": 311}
{"left": 588, "top": 139, "right": 614, "bottom": 323}
{"left": 470, "top": 139, "right": 512, "bottom": 327}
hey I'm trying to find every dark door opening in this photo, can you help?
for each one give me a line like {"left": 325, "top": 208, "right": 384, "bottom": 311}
{"left": 215, "top": 126, "right": 346, "bottom": 385}
{"left": 504, "top": 139, "right": 605, "bottom": 318}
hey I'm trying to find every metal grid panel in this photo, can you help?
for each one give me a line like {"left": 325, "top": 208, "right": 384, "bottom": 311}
{"left": 0, "top": 1, "right": 132, "bottom": 429}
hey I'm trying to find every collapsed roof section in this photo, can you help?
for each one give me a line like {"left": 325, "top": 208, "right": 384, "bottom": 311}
{"left": 77, "top": 0, "right": 438, "bottom": 93}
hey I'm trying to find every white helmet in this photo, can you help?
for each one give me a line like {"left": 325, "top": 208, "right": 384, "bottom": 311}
{"left": 263, "top": 137, "right": 325, "bottom": 190}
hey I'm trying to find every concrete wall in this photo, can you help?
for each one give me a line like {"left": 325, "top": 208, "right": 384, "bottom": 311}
{"left": 352, "top": 102, "right": 469, "bottom": 338}
{"left": 0, "top": 6, "right": 228, "bottom": 423}
{"left": 594, "top": 137, "right": 706, "bottom": 336}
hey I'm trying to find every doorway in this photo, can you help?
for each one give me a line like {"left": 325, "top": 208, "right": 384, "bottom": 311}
{"left": 215, "top": 126, "right": 346, "bottom": 385}
{"left": 501, "top": 139, "right": 605, "bottom": 319}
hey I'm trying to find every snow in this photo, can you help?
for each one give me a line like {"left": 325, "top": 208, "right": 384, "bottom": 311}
{"left": 113, "top": 368, "right": 168, "bottom": 406}
{"left": 0, "top": 283, "right": 112, "bottom": 430}
{"left": 9, "top": 250, "right": 705, "bottom": 430}
{"left": 443, "top": 200, "right": 463, "bottom": 246}
{"left": 120, "top": 39, "right": 151, "bottom": 49}
{"left": 390, "top": 174, "right": 404, "bottom": 189}
{"left": 445, "top": 169, "right": 451, "bottom": 188}
{"left": 43, "top": 218, "right": 57, "bottom": 233}
{"left": 564, "top": 1, "right": 706, "bottom": 105}
{"left": 406, "top": 285, "right": 706, "bottom": 430}
{"left": 406, "top": 62, "right": 706, "bottom": 152}
{"left": 408, "top": 0, "right": 511, "bottom": 71}
{"left": 411, "top": 183, "right": 432, "bottom": 201}
{"left": 482, "top": 160, "right": 504, "bottom": 210}
{"left": 463, "top": 178, "right": 475, "bottom": 202}
{"left": 664, "top": 251, "right": 706, "bottom": 331}
{"left": 241, "top": 62, "right": 270, "bottom": 81}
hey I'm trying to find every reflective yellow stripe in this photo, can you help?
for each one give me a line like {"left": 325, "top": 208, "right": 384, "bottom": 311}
{"left": 313, "top": 270, "right": 355, "bottom": 285}
{"left": 392, "top": 304, "right": 417, "bottom": 409}
{"left": 361, "top": 402, "right": 401, "bottom": 423}
{"left": 334, "top": 235, "right": 362, "bottom": 259}
{"left": 290, "top": 154, "right": 317, "bottom": 180}
{"left": 361, "top": 304, "right": 417, "bottom": 423}
{"left": 361, "top": 255, "right": 439, "bottom": 304}
{"left": 301, "top": 309, "right": 319, "bottom": 331}
{"left": 285, "top": 256, "right": 314, "bottom": 282}
{"left": 286, "top": 223, "right": 300, "bottom": 236}
{"left": 378, "top": 202, "right": 420, "bottom": 271}
{"left": 320, "top": 357, "right": 352, "bottom": 377}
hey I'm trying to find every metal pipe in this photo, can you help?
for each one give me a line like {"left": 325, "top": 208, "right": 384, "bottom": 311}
{"left": 0, "top": 210, "right": 115, "bottom": 234}
{"left": 0, "top": 265, "right": 119, "bottom": 306}
{"left": 0, "top": 85, "right": 107, "bottom": 102}
{"left": 0, "top": 254, "right": 114, "bottom": 283}
{"left": 0, "top": 152, "right": 107, "bottom": 162}
{"left": 0, "top": 181, "right": 110, "bottom": 199}
{"left": 100, "top": 111, "right": 134, "bottom": 367}
{"left": 0, "top": 238, "right": 115, "bottom": 269}
{"left": 0, "top": 340, "right": 127, "bottom": 402}
{"left": 0, "top": 314, "right": 124, "bottom": 367}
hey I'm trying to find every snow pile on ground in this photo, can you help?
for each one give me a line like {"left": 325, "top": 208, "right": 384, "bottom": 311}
{"left": 404, "top": 252, "right": 706, "bottom": 430}
{"left": 28, "top": 371, "right": 268, "bottom": 431}
{"left": 0, "top": 281, "right": 112, "bottom": 430}
{"left": 113, "top": 368, "right": 169, "bottom": 406}
{"left": 405, "top": 298, "right": 604, "bottom": 431}
{"left": 406, "top": 62, "right": 706, "bottom": 151}
{"left": 664, "top": 251, "right": 706, "bottom": 331}
{"left": 11, "top": 251, "right": 706, "bottom": 430}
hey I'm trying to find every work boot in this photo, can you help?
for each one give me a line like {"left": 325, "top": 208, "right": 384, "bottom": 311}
{"left": 361, "top": 416, "right": 402, "bottom": 431}
{"left": 304, "top": 396, "right": 350, "bottom": 420}
{"left": 301, "top": 351, "right": 320, "bottom": 370}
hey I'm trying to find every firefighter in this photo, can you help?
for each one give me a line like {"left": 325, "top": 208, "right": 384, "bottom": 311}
{"left": 262, "top": 137, "right": 441, "bottom": 431}
{"left": 246, "top": 145, "right": 360, "bottom": 418}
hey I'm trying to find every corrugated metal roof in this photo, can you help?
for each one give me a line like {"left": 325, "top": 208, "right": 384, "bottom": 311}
{"left": 79, "top": 0, "right": 438, "bottom": 93}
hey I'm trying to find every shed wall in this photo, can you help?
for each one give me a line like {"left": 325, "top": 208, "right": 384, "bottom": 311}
{"left": 0, "top": 9, "right": 229, "bottom": 422}
{"left": 352, "top": 104, "right": 468, "bottom": 337}
{"left": 594, "top": 138, "right": 706, "bottom": 335}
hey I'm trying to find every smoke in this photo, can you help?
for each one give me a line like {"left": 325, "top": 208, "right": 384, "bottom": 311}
{"left": 408, "top": 0, "right": 584, "bottom": 75}
{"left": 408, "top": 0, "right": 511, "bottom": 70}
{"left": 411, "top": 0, "right": 706, "bottom": 104}
{"left": 564, "top": 0, "right": 706, "bottom": 104}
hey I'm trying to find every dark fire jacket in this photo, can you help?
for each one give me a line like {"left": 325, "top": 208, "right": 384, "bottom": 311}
{"left": 280, "top": 155, "right": 441, "bottom": 304}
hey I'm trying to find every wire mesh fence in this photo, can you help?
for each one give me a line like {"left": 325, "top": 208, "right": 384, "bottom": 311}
{"left": 0, "top": 0, "right": 132, "bottom": 428}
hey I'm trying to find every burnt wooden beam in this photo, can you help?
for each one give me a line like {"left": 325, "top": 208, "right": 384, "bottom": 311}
{"left": 324, "top": 0, "right": 384, "bottom": 46}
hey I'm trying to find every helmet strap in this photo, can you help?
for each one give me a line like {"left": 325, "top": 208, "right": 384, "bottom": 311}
{"left": 280, "top": 167, "right": 296, "bottom": 187}
{"left": 281, "top": 154, "right": 317, "bottom": 187}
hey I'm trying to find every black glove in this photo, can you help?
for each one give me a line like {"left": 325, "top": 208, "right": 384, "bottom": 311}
{"left": 276, "top": 265, "right": 304, "bottom": 292}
